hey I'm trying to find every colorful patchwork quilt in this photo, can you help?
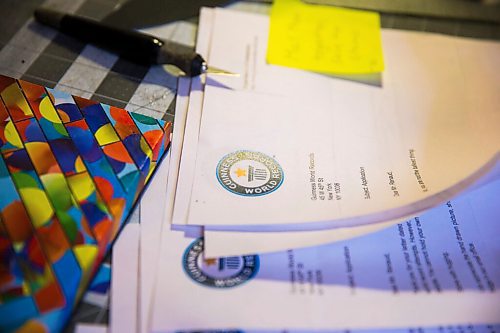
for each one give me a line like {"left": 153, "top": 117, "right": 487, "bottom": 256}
{"left": 0, "top": 75, "right": 171, "bottom": 332}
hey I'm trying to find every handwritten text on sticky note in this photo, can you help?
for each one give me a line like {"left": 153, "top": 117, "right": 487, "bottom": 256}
{"left": 267, "top": 0, "right": 384, "bottom": 74}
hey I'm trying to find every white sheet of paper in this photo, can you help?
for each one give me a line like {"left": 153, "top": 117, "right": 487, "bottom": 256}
{"left": 170, "top": 9, "right": 214, "bottom": 226}
{"left": 181, "top": 8, "right": 500, "bottom": 231}
{"left": 110, "top": 223, "right": 140, "bottom": 333}
{"left": 170, "top": 59, "right": 403, "bottom": 257}
{"left": 138, "top": 152, "right": 171, "bottom": 333}
{"left": 151, "top": 178, "right": 500, "bottom": 332}
{"left": 170, "top": 76, "right": 203, "bottom": 225}
{"left": 163, "top": 77, "right": 190, "bottom": 225}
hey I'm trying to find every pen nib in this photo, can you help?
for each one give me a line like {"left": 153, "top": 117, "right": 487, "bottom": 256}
{"left": 202, "top": 63, "right": 239, "bottom": 76}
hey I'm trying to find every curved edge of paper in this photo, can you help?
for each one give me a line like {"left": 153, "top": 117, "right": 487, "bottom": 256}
{"left": 206, "top": 152, "right": 500, "bottom": 233}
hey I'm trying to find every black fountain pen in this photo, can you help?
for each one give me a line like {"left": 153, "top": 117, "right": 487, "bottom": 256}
{"left": 34, "top": 8, "right": 234, "bottom": 77}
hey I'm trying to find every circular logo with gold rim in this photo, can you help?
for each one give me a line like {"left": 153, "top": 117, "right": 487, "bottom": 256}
{"left": 216, "top": 150, "right": 284, "bottom": 196}
{"left": 183, "top": 238, "right": 259, "bottom": 288}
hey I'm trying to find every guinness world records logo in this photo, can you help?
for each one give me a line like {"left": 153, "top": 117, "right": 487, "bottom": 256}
{"left": 216, "top": 150, "right": 284, "bottom": 196}
{"left": 183, "top": 238, "right": 259, "bottom": 288}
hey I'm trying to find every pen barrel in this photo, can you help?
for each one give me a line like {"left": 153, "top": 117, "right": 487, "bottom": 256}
{"left": 35, "top": 8, "right": 204, "bottom": 76}
{"left": 57, "top": 14, "right": 162, "bottom": 64}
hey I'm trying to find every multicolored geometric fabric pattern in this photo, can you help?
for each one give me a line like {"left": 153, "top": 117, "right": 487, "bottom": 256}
{"left": 0, "top": 75, "right": 171, "bottom": 333}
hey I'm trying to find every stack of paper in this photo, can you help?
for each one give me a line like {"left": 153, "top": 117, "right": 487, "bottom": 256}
{"left": 166, "top": 8, "right": 500, "bottom": 257}
{"left": 107, "top": 6, "right": 500, "bottom": 333}
{"left": 110, "top": 162, "right": 500, "bottom": 333}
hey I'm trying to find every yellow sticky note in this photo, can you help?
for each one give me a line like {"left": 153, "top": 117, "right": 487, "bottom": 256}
{"left": 267, "top": 0, "right": 384, "bottom": 74}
